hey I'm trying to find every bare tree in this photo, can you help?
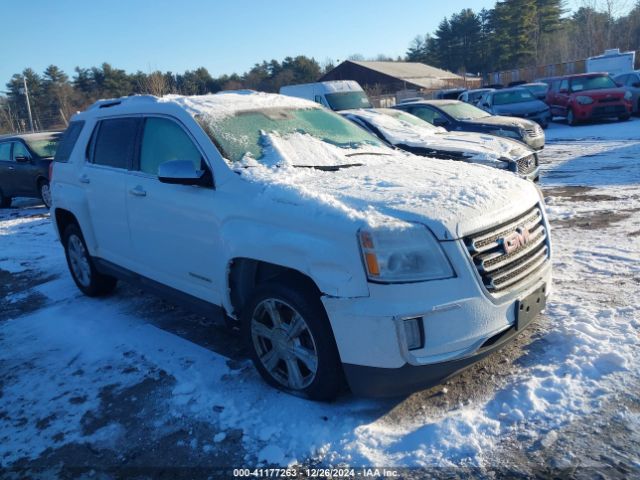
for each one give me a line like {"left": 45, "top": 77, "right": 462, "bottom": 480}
{"left": 138, "top": 70, "right": 170, "bottom": 97}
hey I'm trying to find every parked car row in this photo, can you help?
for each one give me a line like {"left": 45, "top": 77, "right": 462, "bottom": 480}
{"left": 35, "top": 88, "right": 553, "bottom": 400}
{"left": 456, "top": 71, "right": 635, "bottom": 127}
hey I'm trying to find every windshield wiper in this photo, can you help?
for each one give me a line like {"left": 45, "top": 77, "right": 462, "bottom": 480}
{"left": 344, "top": 151, "right": 392, "bottom": 157}
{"left": 293, "top": 163, "right": 363, "bottom": 171}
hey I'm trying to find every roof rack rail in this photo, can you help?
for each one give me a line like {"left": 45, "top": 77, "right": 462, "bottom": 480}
{"left": 88, "top": 95, "right": 159, "bottom": 110}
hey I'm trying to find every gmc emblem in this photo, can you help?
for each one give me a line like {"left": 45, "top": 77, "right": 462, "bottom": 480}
{"left": 501, "top": 226, "right": 531, "bottom": 254}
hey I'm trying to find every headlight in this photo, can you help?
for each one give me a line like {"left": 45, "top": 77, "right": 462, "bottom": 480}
{"left": 624, "top": 91, "right": 632, "bottom": 101}
{"left": 358, "top": 224, "right": 454, "bottom": 283}
{"left": 489, "top": 129, "right": 521, "bottom": 140}
{"left": 576, "top": 95, "right": 594, "bottom": 105}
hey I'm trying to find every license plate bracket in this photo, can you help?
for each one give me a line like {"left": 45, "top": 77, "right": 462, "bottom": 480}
{"left": 515, "top": 284, "right": 547, "bottom": 330}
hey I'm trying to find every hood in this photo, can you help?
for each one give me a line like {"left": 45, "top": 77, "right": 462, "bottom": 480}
{"left": 571, "top": 87, "right": 625, "bottom": 99}
{"left": 234, "top": 132, "right": 540, "bottom": 240}
{"left": 465, "top": 114, "right": 537, "bottom": 130}
{"left": 343, "top": 109, "right": 530, "bottom": 164}
{"left": 492, "top": 100, "right": 549, "bottom": 116}
{"left": 429, "top": 131, "right": 532, "bottom": 163}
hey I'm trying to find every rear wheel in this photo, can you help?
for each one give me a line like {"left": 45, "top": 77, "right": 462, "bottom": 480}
{"left": 0, "top": 188, "right": 11, "bottom": 208}
{"left": 38, "top": 180, "right": 51, "bottom": 209}
{"left": 618, "top": 114, "right": 630, "bottom": 122}
{"left": 242, "top": 281, "right": 344, "bottom": 401}
{"left": 63, "top": 224, "right": 117, "bottom": 296}
{"left": 567, "top": 108, "right": 577, "bottom": 126}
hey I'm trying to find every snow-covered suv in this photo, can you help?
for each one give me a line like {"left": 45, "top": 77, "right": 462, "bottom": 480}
{"left": 51, "top": 92, "right": 552, "bottom": 400}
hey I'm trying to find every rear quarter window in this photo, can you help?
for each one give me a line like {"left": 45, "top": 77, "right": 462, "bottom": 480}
{"left": 54, "top": 121, "right": 85, "bottom": 163}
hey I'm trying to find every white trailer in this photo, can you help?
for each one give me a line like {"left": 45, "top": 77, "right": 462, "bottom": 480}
{"left": 586, "top": 49, "right": 636, "bottom": 76}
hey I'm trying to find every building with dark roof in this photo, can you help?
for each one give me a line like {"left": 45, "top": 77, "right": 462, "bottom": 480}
{"left": 320, "top": 60, "right": 465, "bottom": 93}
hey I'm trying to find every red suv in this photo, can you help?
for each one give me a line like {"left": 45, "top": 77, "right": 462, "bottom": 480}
{"left": 546, "top": 73, "right": 632, "bottom": 125}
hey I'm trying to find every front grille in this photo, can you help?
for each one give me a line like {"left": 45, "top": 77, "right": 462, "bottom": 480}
{"left": 593, "top": 105, "right": 626, "bottom": 116}
{"left": 516, "top": 154, "right": 538, "bottom": 175}
{"left": 598, "top": 97, "right": 621, "bottom": 104}
{"left": 465, "top": 206, "right": 550, "bottom": 294}
{"left": 524, "top": 124, "right": 543, "bottom": 137}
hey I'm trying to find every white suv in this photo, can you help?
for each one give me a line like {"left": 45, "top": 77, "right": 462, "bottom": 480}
{"left": 51, "top": 92, "right": 552, "bottom": 400}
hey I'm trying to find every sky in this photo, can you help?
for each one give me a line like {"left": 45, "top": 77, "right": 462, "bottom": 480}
{"left": 0, "top": 0, "right": 499, "bottom": 87}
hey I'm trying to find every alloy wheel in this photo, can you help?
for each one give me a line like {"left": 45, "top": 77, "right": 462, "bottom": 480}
{"left": 67, "top": 234, "right": 91, "bottom": 287}
{"left": 251, "top": 298, "right": 318, "bottom": 390}
{"left": 40, "top": 183, "right": 51, "bottom": 208}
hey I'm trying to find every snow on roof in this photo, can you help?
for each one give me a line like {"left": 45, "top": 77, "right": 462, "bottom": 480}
{"left": 160, "top": 91, "right": 319, "bottom": 120}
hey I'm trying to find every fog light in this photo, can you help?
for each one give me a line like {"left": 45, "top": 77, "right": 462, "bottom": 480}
{"left": 403, "top": 317, "right": 424, "bottom": 350}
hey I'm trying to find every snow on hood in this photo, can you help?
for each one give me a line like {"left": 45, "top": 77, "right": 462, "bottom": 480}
{"left": 343, "top": 109, "right": 532, "bottom": 163}
{"left": 467, "top": 114, "right": 538, "bottom": 129}
{"left": 236, "top": 131, "right": 540, "bottom": 240}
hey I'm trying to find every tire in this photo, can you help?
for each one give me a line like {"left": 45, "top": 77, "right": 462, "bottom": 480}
{"left": 618, "top": 114, "right": 630, "bottom": 122}
{"left": 0, "top": 188, "right": 11, "bottom": 208}
{"left": 567, "top": 108, "right": 577, "bottom": 126}
{"left": 242, "top": 281, "right": 344, "bottom": 401}
{"left": 38, "top": 179, "right": 51, "bottom": 209}
{"left": 63, "top": 223, "right": 117, "bottom": 297}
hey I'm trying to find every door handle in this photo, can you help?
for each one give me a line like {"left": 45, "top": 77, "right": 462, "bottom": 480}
{"left": 129, "top": 186, "right": 147, "bottom": 197}
{"left": 79, "top": 174, "right": 90, "bottom": 184}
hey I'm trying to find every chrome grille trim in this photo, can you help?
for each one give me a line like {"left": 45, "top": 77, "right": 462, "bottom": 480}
{"left": 464, "top": 205, "right": 550, "bottom": 294}
{"left": 468, "top": 208, "right": 542, "bottom": 254}
{"left": 516, "top": 154, "right": 537, "bottom": 175}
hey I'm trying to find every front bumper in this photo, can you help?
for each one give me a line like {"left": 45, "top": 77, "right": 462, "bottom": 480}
{"left": 521, "top": 132, "right": 545, "bottom": 151}
{"left": 343, "top": 313, "right": 536, "bottom": 397}
{"left": 573, "top": 102, "right": 631, "bottom": 120}
{"left": 322, "top": 237, "right": 552, "bottom": 397}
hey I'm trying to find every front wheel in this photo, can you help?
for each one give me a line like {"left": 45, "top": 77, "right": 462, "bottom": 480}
{"left": 242, "top": 282, "right": 344, "bottom": 401}
{"left": 39, "top": 180, "right": 51, "bottom": 209}
{"left": 63, "top": 224, "right": 117, "bottom": 296}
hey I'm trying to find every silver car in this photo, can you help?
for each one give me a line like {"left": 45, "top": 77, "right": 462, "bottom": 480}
{"left": 614, "top": 71, "right": 640, "bottom": 114}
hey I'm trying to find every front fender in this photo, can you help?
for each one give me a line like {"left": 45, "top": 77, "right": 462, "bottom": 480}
{"left": 219, "top": 218, "right": 370, "bottom": 300}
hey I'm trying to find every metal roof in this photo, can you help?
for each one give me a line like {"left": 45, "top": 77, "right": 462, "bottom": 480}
{"left": 348, "top": 61, "right": 462, "bottom": 88}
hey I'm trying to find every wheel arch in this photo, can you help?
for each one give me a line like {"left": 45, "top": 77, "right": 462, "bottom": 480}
{"left": 227, "top": 258, "right": 322, "bottom": 320}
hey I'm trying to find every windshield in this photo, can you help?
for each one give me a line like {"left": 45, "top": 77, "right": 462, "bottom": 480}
{"left": 25, "top": 135, "right": 60, "bottom": 157}
{"left": 570, "top": 75, "right": 617, "bottom": 92}
{"left": 493, "top": 90, "right": 536, "bottom": 105}
{"left": 325, "top": 91, "right": 372, "bottom": 111}
{"left": 438, "top": 102, "right": 491, "bottom": 120}
{"left": 468, "top": 90, "right": 489, "bottom": 102}
{"left": 525, "top": 84, "right": 548, "bottom": 96}
{"left": 376, "top": 108, "right": 440, "bottom": 131}
{"left": 198, "top": 107, "right": 383, "bottom": 164}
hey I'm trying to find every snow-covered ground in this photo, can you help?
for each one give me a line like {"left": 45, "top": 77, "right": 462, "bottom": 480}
{"left": 1, "top": 118, "right": 639, "bottom": 477}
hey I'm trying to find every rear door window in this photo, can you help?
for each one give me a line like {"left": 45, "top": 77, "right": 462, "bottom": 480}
{"left": 55, "top": 121, "right": 85, "bottom": 163}
{"left": 0, "top": 143, "right": 12, "bottom": 161}
{"left": 92, "top": 117, "right": 140, "bottom": 169}
{"left": 138, "top": 117, "right": 202, "bottom": 175}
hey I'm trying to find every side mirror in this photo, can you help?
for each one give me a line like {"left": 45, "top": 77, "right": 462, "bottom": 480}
{"left": 633, "top": 82, "right": 640, "bottom": 88}
{"left": 15, "top": 155, "right": 31, "bottom": 163}
{"left": 559, "top": 88, "right": 568, "bottom": 94}
{"left": 433, "top": 117, "right": 449, "bottom": 127}
{"left": 158, "top": 160, "right": 211, "bottom": 187}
